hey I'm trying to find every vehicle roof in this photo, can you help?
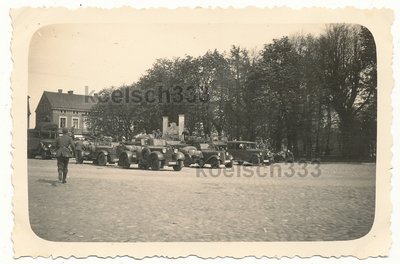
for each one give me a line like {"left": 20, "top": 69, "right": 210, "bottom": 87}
{"left": 213, "top": 141, "right": 227, "bottom": 145}
{"left": 182, "top": 145, "right": 197, "bottom": 149}
{"left": 227, "top": 141, "right": 256, "bottom": 144}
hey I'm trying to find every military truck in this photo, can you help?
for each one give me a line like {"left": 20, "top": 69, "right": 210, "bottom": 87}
{"left": 27, "top": 122, "right": 58, "bottom": 159}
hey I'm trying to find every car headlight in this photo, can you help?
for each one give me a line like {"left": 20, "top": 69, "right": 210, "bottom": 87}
{"left": 226, "top": 152, "right": 229, "bottom": 156}
{"left": 173, "top": 148, "right": 178, "bottom": 154}
{"left": 162, "top": 148, "right": 167, "bottom": 154}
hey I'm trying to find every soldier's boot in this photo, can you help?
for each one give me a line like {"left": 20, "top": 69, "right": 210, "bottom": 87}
{"left": 58, "top": 170, "right": 63, "bottom": 182}
{"left": 62, "top": 171, "right": 68, "bottom": 184}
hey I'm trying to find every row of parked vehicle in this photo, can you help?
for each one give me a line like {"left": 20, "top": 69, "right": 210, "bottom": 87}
{"left": 74, "top": 137, "right": 274, "bottom": 171}
{"left": 27, "top": 122, "right": 278, "bottom": 171}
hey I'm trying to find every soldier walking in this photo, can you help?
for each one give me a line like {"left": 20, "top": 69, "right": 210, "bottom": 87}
{"left": 55, "top": 128, "right": 75, "bottom": 183}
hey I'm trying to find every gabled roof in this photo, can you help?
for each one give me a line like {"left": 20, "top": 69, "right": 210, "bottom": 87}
{"left": 39, "top": 91, "right": 96, "bottom": 111}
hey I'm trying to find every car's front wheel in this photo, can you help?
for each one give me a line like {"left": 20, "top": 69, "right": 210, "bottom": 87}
{"left": 251, "top": 156, "right": 260, "bottom": 165}
{"left": 197, "top": 159, "right": 205, "bottom": 168}
{"left": 210, "top": 158, "right": 220, "bottom": 169}
{"left": 97, "top": 153, "right": 107, "bottom": 166}
{"left": 150, "top": 155, "right": 161, "bottom": 171}
{"left": 184, "top": 155, "right": 191, "bottom": 167}
{"left": 173, "top": 160, "right": 184, "bottom": 171}
{"left": 119, "top": 155, "right": 131, "bottom": 169}
{"left": 41, "top": 151, "right": 47, "bottom": 160}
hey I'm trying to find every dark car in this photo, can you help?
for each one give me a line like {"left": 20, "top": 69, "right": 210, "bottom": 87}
{"left": 213, "top": 141, "right": 228, "bottom": 151}
{"left": 117, "top": 137, "right": 185, "bottom": 171}
{"left": 188, "top": 141, "right": 233, "bottom": 168}
{"left": 226, "top": 141, "right": 269, "bottom": 165}
{"left": 168, "top": 142, "right": 203, "bottom": 167}
{"left": 78, "top": 139, "right": 118, "bottom": 166}
{"left": 27, "top": 122, "right": 58, "bottom": 159}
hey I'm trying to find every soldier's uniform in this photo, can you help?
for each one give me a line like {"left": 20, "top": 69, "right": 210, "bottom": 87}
{"left": 55, "top": 128, "right": 75, "bottom": 183}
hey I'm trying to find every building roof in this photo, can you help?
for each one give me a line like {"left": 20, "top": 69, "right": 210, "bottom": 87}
{"left": 40, "top": 91, "right": 96, "bottom": 111}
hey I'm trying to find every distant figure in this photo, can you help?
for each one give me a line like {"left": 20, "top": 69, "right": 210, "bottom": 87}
{"left": 257, "top": 139, "right": 266, "bottom": 150}
{"left": 75, "top": 138, "right": 84, "bottom": 164}
{"left": 70, "top": 126, "right": 75, "bottom": 140}
{"left": 181, "top": 129, "right": 189, "bottom": 142}
{"left": 286, "top": 149, "right": 294, "bottom": 163}
{"left": 55, "top": 128, "right": 75, "bottom": 183}
{"left": 156, "top": 129, "right": 162, "bottom": 139}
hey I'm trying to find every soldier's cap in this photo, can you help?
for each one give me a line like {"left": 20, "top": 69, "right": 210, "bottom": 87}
{"left": 62, "top": 128, "right": 69, "bottom": 134}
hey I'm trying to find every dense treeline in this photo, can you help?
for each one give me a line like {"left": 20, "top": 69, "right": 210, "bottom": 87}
{"left": 89, "top": 24, "right": 377, "bottom": 160}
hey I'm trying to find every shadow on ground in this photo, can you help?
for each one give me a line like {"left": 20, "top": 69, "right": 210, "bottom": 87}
{"left": 37, "top": 179, "right": 59, "bottom": 187}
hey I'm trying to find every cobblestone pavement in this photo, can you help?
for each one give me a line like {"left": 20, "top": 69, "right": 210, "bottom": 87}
{"left": 28, "top": 159, "right": 375, "bottom": 242}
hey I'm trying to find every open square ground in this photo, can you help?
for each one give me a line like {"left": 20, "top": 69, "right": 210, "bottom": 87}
{"left": 28, "top": 159, "right": 375, "bottom": 242}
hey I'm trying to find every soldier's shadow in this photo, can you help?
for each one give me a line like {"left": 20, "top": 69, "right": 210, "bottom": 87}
{"left": 37, "top": 179, "right": 59, "bottom": 187}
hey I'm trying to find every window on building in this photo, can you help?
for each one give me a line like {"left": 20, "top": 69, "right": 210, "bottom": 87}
{"left": 82, "top": 116, "right": 88, "bottom": 131}
{"left": 72, "top": 117, "right": 79, "bottom": 129}
{"left": 59, "top": 117, "right": 67, "bottom": 128}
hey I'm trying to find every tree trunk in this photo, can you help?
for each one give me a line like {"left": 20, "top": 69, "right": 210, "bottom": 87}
{"left": 339, "top": 113, "right": 355, "bottom": 159}
{"left": 324, "top": 105, "right": 332, "bottom": 156}
{"left": 315, "top": 102, "right": 322, "bottom": 157}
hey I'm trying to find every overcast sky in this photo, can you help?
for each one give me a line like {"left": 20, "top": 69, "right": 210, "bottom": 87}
{"left": 28, "top": 23, "right": 325, "bottom": 127}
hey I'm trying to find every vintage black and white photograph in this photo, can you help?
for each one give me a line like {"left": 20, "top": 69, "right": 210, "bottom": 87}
{"left": 11, "top": 7, "right": 392, "bottom": 258}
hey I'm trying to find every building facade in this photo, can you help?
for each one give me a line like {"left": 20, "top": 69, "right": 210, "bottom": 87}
{"left": 35, "top": 89, "right": 96, "bottom": 137}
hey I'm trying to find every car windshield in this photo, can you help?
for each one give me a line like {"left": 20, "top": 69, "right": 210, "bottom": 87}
{"left": 140, "top": 138, "right": 167, "bottom": 146}
{"left": 199, "top": 143, "right": 215, "bottom": 150}
{"left": 214, "top": 144, "right": 227, "bottom": 150}
{"left": 237, "top": 143, "right": 257, "bottom": 149}
{"left": 185, "top": 146, "right": 196, "bottom": 151}
{"left": 151, "top": 139, "right": 167, "bottom": 146}
{"left": 96, "top": 141, "right": 112, "bottom": 146}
